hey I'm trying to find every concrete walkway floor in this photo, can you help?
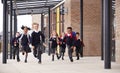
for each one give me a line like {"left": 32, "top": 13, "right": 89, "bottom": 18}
{"left": 0, "top": 53, "right": 120, "bottom": 73}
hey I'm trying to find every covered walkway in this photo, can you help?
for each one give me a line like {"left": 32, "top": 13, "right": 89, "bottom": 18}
{"left": 0, "top": 53, "right": 120, "bottom": 73}
{"left": 1, "top": 0, "right": 117, "bottom": 70}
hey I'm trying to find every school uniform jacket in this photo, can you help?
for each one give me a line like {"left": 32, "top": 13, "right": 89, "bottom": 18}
{"left": 49, "top": 37, "right": 58, "bottom": 48}
{"left": 31, "top": 31, "right": 45, "bottom": 46}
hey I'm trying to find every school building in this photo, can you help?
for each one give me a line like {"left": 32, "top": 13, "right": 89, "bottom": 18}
{"left": 31, "top": 0, "right": 120, "bottom": 64}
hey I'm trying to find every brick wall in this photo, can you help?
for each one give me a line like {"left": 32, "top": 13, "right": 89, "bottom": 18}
{"left": 82, "top": 0, "right": 101, "bottom": 56}
{"left": 71, "top": 0, "right": 80, "bottom": 32}
{"left": 115, "top": 0, "right": 120, "bottom": 63}
{"left": 64, "top": 0, "right": 72, "bottom": 32}
{"left": 35, "top": 0, "right": 102, "bottom": 56}
{"left": 64, "top": 0, "right": 102, "bottom": 56}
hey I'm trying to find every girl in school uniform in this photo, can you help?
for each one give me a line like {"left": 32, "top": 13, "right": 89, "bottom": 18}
{"left": 20, "top": 26, "right": 31, "bottom": 63}
{"left": 58, "top": 32, "right": 66, "bottom": 60}
{"left": 49, "top": 31, "right": 59, "bottom": 61}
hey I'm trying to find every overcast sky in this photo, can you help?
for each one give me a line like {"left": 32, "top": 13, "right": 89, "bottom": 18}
{"left": 0, "top": 1, "right": 3, "bottom": 32}
{"left": 0, "top": 1, "right": 32, "bottom": 33}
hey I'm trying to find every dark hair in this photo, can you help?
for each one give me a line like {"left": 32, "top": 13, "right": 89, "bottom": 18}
{"left": 76, "top": 32, "right": 79, "bottom": 35}
{"left": 21, "top": 25, "right": 31, "bottom": 30}
{"left": 67, "top": 27, "right": 72, "bottom": 30}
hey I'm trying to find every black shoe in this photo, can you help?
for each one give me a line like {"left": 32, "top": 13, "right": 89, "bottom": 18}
{"left": 17, "top": 59, "right": 20, "bottom": 62}
{"left": 22, "top": 52, "right": 24, "bottom": 55}
{"left": 38, "top": 61, "right": 41, "bottom": 64}
{"left": 58, "top": 57, "right": 60, "bottom": 60}
{"left": 57, "top": 56, "right": 60, "bottom": 60}
{"left": 52, "top": 55, "right": 54, "bottom": 61}
{"left": 34, "top": 54, "right": 37, "bottom": 58}
{"left": 76, "top": 58, "right": 79, "bottom": 60}
{"left": 52, "top": 59, "right": 54, "bottom": 61}
{"left": 70, "top": 58, "right": 73, "bottom": 62}
{"left": 62, "top": 57, "right": 64, "bottom": 60}
{"left": 25, "top": 60, "right": 27, "bottom": 63}
{"left": 81, "top": 56, "right": 83, "bottom": 58}
{"left": 13, "top": 57, "right": 15, "bottom": 59}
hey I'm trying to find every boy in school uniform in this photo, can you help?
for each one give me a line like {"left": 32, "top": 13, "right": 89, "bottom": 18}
{"left": 65, "top": 27, "right": 76, "bottom": 62}
{"left": 11, "top": 32, "right": 21, "bottom": 62}
{"left": 31, "top": 23, "right": 45, "bottom": 64}
{"left": 74, "top": 32, "right": 84, "bottom": 60}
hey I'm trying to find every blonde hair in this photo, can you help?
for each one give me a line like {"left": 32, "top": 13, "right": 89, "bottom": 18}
{"left": 32, "top": 23, "right": 39, "bottom": 25}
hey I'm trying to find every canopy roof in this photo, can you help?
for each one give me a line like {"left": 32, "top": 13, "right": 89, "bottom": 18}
{"left": 6, "top": 0, "right": 63, "bottom": 15}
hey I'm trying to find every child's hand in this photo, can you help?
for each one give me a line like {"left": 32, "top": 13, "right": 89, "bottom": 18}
{"left": 32, "top": 46, "right": 35, "bottom": 49}
{"left": 43, "top": 43, "right": 48, "bottom": 47}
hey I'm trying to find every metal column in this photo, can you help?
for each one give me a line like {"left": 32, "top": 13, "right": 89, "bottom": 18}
{"left": 48, "top": 7, "right": 51, "bottom": 55}
{"left": 1, "top": 0, "right": 3, "bottom": 3}
{"left": 80, "top": 0, "right": 83, "bottom": 57}
{"left": 3, "top": 0, "right": 8, "bottom": 64}
{"left": 103, "top": 0, "right": 112, "bottom": 69}
{"left": 101, "top": 0, "right": 104, "bottom": 60}
{"left": 13, "top": 9, "right": 17, "bottom": 36}
{"left": 10, "top": 0, "right": 13, "bottom": 59}
{"left": 41, "top": 13, "right": 44, "bottom": 32}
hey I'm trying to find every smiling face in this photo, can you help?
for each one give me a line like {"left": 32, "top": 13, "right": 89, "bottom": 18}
{"left": 34, "top": 24, "right": 39, "bottom": 30}
{"left": 52, "top": 31, "right": 57, "bottom": 36}
{"left": 23, "top": 27, "right": 28, "bottom": 34}
{"left": 33, "top": 23, "right": 39, "bottom": 31}
{"left": 67, "top": 28, "right": 72, "bottom": 34}
{"left": 61, "top": 32, "right": 65, "bottom": 37}
{"left": 76, "top": 34, "right": 79, "bottom": 39}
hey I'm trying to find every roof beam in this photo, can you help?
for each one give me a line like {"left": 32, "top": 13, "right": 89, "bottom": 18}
{"left": 51, "top": 0, "right": 65, "bottom": 10}
{"left": 15, "top": 6, "right": 51, "bottom": 10}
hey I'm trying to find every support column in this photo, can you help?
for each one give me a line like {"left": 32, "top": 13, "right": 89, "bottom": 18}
{"left": 10, "top": 0, "right": 13, "bottom": 59}
{"left": 1, "top": 0, "right": 3, "bottom": 3}
{"left": 101, "top": 0, "right": 104, "bottom": 60}
{"left": 56, "top": 7, "right": 60, "bottom": 54}
{"left": 56, "top": 7, "right": 60, "bottom": 36}
{"left": 62, "top": 5, "right": 64, "bottom": 32}
{"left": 80, "top": 0, "right": 83, "bottom": 57}
{"left": 41, "top": 13, "right": 44, "bottom": 32}
{"left": 103, "top": 0, "right": 112, "bottom": 69}
{"left": 13, "top": 9, "right": 17, "bottom": 36}
{"left": 48, "top": 7, "right": 51, "bottom": 55}
{"left": 3, "top": 0, "right": 8, "bottom": 64}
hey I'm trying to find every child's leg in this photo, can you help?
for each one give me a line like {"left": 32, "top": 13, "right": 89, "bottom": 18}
{"left": 33, "top": 48, "right": 37, "bottom": 58}
{"left": 62, "top": 52, "right": 64, "bottom": 60}
{"left": 13, "top": 47, "right": 16, "bottom": 59}
{"left": 38, "top": 51, "right": 42, "bottom": 63}
{"left": 76, "top": 48, "right": 79, "bottom": 60}
{"left": 80, "top": 48, "right": 83, "bottom": 57}
{"left": 25, "top": 52, "right": 28, "bottom": 63}
{"left": 52, "top": 54, "right": 54, "bottom": 61}
{"left": 16, "top": 47, "right": 20, "bottom": 62}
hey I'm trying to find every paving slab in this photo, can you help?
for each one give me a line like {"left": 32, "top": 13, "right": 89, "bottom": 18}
{"left": 0, "top": 53, "right": 120, "bottom": 73}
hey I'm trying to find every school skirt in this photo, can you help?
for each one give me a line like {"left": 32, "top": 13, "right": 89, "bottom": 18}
{"left": 21, "top": 45, "right": 31, "bottom": 53}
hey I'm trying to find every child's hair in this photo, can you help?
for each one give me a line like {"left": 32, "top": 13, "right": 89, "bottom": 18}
{"left": 51, "top": 30, "right": 58, "bottom": 36}
{"left": 67, "top": 27, "right": 72, "bottom": 30}
{"left": 32, "top": 23, "right": 39, "bottom": 25}
{"left": 76, "top": 32, "right": 80, "bottom": 35}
